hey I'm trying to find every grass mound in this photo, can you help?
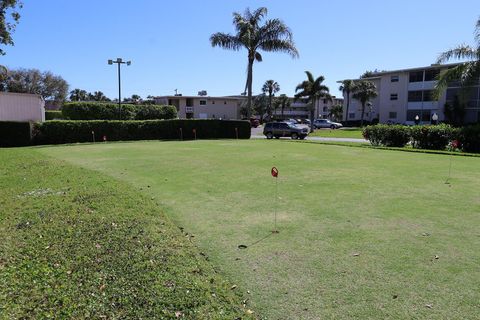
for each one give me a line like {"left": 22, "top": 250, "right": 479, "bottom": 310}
{"left": 0, "top": 149, "right": 252, "bottom": 319}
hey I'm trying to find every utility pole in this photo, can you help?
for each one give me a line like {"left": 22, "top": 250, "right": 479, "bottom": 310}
{"left": 108, "top": 58, "right": 131, "bottom": 119}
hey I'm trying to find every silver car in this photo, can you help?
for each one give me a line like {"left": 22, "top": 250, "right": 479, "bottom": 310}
{"left": 313, "top": 119, "right": 343, "bottom": 129}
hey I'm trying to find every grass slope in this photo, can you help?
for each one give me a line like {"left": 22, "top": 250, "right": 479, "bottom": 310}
{"left": 0, "top": 148, "right": 252, "bottom": 319}
{"left": 309, "top": 128, "right": 364, "bottom": 139}
{"left": 39, "top": 140, "right": 480, "bottom": 319}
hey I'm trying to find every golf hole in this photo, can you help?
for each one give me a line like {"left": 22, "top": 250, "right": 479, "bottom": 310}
{"left": 238, "top": 244, "right": 248, "bottom": 249}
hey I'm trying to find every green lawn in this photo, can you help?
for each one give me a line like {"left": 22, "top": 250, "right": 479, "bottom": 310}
{"left": 0, "top": 148, "right": 252, "bottom": 319}
{"left": 32, "top": 139, "right": 480, "bottom": 319}
{"left": 309, "top": 127, "right": 364, "bottom": 139}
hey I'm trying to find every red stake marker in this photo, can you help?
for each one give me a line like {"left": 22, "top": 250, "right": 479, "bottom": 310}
{"left": 271, "top": 167, "right": 278, "bottom": 178}
{"left": 271, "top": 167, "right": 279, "bottom": 233}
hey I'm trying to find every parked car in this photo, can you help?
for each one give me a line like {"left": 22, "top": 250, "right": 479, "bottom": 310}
{"left": 313, "top": 119, "right": 343, "bottom": 129}
{"left": 297, "top": 118, "right": 311, "bottom": 125}
{"left": 263, "top": 122, "right": 309, "bottom": 140}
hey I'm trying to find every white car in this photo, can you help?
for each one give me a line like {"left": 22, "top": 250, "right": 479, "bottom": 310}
{"left": 313, "top": 119, "right": 343, "bottom": 129}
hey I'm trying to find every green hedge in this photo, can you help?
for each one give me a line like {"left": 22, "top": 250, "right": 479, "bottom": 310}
{"left": 45, "top": 110, "right": 64, "bottom": 120}
{"left": 410, "top": 124, "right": 458, "bottom": 150}
{"left": 362, "top": 125, "right": 411, "bottom": 147}
{"left": 458, "top": 124, "right": 480, "bottom": 153}
{"left": 134, "top": 105, "right": 177, "bottom": 120}
{"left": 33, "top": 119, "right": 250, "bottom": 145}
{"left": 0, "top": 121, "right": 32, "bottom": 147}
{"left": 61, "top": 102, "right": 178, "bottom": 120}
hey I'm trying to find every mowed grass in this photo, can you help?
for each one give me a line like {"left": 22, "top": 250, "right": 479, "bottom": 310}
{"left": 309, "top": 127, "right": 364, "bottom": 139}
{"left": 38, "top": 140, "right": 480, "bottom": 319}
{"left": 0, "top": 149, "right": 252, "bottom": 319}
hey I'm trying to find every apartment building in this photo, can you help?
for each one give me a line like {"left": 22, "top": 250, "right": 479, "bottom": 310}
{"left": 272, "top": 96, "right": 343, "bottom": 120}
{"left": 154, "top": 95, "right": 244, "bottom": 119}
{"left": 341, "top": 63, "right": 480, "bottom": 125}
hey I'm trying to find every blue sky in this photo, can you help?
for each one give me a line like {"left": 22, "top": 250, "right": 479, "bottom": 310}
{"left": 2, "top": 0, "right": 478, "bottom": 99}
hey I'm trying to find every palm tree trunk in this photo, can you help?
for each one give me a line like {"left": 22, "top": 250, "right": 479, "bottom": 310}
{"left": 310, "top": 99, "right": 315, "bottom": 132}
{"left": 360, "top": 102, "right": 365, "bottom": 127}
{"left": 268, "top": 94, "right": 272, "bottom": 119}
{"left": 344, "top": 93, "right": 350, "bottom": 122}
{"left": 246, "top": 56, "right": 254, "bottom": 118}
{"left": 281, "top": 105, "right": 284, "bottom": 119}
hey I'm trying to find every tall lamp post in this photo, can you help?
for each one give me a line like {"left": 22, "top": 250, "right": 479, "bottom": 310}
{"left": 108, "top": 58, "right": 131, "bottom": 119}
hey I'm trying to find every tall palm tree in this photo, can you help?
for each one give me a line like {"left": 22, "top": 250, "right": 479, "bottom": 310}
{"left": 328, "top": 104, "right": 343, "bottom": 122}
{"left": 295, "top": 71, "right": 331, "bottom": 132}
{"left": 339, "top": 79, "right": 356, "bottom": 122}
{"left": 352, "top": 80, "right": 377, "bottom": 127}
{"left": 434, "top": 16, "right": 480, "bottom": 104}
{"left": 210, "top": 7, "right": 299, "bottom": 117}
{"left": 274, "top": 94, "right": 290, "bottom": 119}
{"left": 262, "top": 79, "right": 280, "bottom": 119}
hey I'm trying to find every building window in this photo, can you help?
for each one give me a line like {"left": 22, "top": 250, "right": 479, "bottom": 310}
{"left": 391, "top": 75, "right": 399, "bottom": 82}
{"left": 409, "top": 71, "right": 424, "bottom": 83}
{"left": 199, "top": 100, "right": 207, "bottom": 105}
{"left": 407, "top": 110, "right": 431, "bottom": 121}
{"left": 349, "top": 112, "right": 355, "bottom": 119}
{"left": 389, "top": 112, "right": 397, "bottom": 119}
{"left": 323, "top": 106, "right": 328, "bottom": 112}
{"left": 424, "top": 69, "right": 440, "bottom": 82}
{"left": 390, "top": 93, "right": 398, "bottom": 100}
{"left": 408, "top": 90, "right": 423, "bottom": 102}
{"left": 422, "top": 90, "right": 433, "bottom": 102}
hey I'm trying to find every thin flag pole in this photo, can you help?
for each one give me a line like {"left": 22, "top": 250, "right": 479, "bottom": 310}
{"left": 271, "top": 167, "right": 279, "bottom": 233}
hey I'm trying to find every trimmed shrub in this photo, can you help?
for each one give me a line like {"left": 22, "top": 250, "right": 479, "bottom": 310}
{"left": 134, "top": 105, "right": 177, "bottom": 120}
{"left": 0, "top": 121, "right": 32, "bottom": 147}
{"left": 363, "top": 124, "right": 410, "bottom": 147}
{"left": 45, "top": 110, "right": 64, "bottom": 120}
{"left": 410, "top": 124, "right": 458, "bottom": 150}
{"left": 61, "top": 102, "right": 178, "bottom": 121}
{"left": 33, "top": 119, "right": 250, "bottom": 145}
{"left": 458, "top": 124, "right": 480, "bottom": 153}
{"left": 62, "top": 102, "right": 137, "bottom": 120}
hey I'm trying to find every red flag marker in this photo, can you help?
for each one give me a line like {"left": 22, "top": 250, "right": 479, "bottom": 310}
{"left": 271, "top": 167, "right": 278, "bottom": 178}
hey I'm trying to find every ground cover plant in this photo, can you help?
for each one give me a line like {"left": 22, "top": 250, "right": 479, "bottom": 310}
{"left": 0, "top": 148, "right": 252, "bottom": 319}
{"left": 38, "top": 140, "right": 480, "bottom": 319}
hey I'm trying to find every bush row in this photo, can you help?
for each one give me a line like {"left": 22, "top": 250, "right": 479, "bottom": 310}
{"left": 32, "top": 119, "right": 250, "bottom": 145}
{"left": 0, "top": 121, "right": 32, "bottom": 147}
{"left": 45, "top": 110, "right": 64, "bottom": 120}
{"left": 363, "top": 124, "right": 480, "bottom": 152}
{"left": 61, "top": 102, "right": 177, "bottom": 120}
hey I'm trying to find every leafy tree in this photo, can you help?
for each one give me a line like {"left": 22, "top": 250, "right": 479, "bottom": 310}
{"left": 434, "top": 16, "right": 480, "bottom": 112}
{"left": 274, "top": 94, "right": 290, "bottom": 119}
{"left": 0, "top": 0, "right": 22, "bottom": 56}
{"left": 253, "top": 93, "right": 269, "bottom": 119}
{"left": 339, "top": 79, "right": 355, "bottom": 122}
{"left": 295, "top": 71, "right": 331, "bottom": 131}
{"left": 1, "top": 68, "right": 68, "bottom": 102}
{"left": 328, "top": 104, "right": 343, "bottom": 122}
{"left": 444, "top": 95, "right": 466, "bottom": 126}
{"left": 262, "top": 79, "right": 280, "bottom": 119}
{"left": 352, "top": 80, "right": 377, "bottom": 127}
{"left": 88, "top": 91, "right": 110, "bottom": 102}
{"left": 69, "top": 88, "right": 88, "bottom": 101}
{"left": 210, "top": 7, "right": 298, "bottom": 117}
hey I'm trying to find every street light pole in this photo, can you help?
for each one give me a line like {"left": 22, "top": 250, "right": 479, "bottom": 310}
{"left": 108, "top": 58, "right": 131, "bottom": 119}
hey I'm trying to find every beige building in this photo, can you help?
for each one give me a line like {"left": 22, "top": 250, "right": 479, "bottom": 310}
{"left": 272, "top": 96, "right": 343, "bottom": 120}
{"left": 154, "top": 95, "right": 244, "bottom": 119}
{"left": 0, "top": 92, "right": 45, "bottom": 122}
{"left": 341, "top": 63, "right": 480, "bottom": 125}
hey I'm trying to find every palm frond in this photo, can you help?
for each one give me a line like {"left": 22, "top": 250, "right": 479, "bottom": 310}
{"left": 255, "top": 51, "right": 262, "bottom": 62}
{"left": 210, "top": 33, "right": 241, "bottom": 50}
{"left": 437, "top": 45, "right": 477, "bottom": 63}
{"left": 434, "top": 62, "right": 480, "bottom": 99}
{"left": 305, "top": 71, "right": 314, "bottom": 83}
{"left": 251, "top": 7, "right": 268, "bottom": 23}
{"left": 259, "top": 39, "right": 299, "bottom": 58}
{"left": 475, "top": 16, "right": 480, "bottom": 43}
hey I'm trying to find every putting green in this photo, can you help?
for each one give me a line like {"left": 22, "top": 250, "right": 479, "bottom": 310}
{"left": 39, "top": 140, "right": 480, "bottom": 319}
